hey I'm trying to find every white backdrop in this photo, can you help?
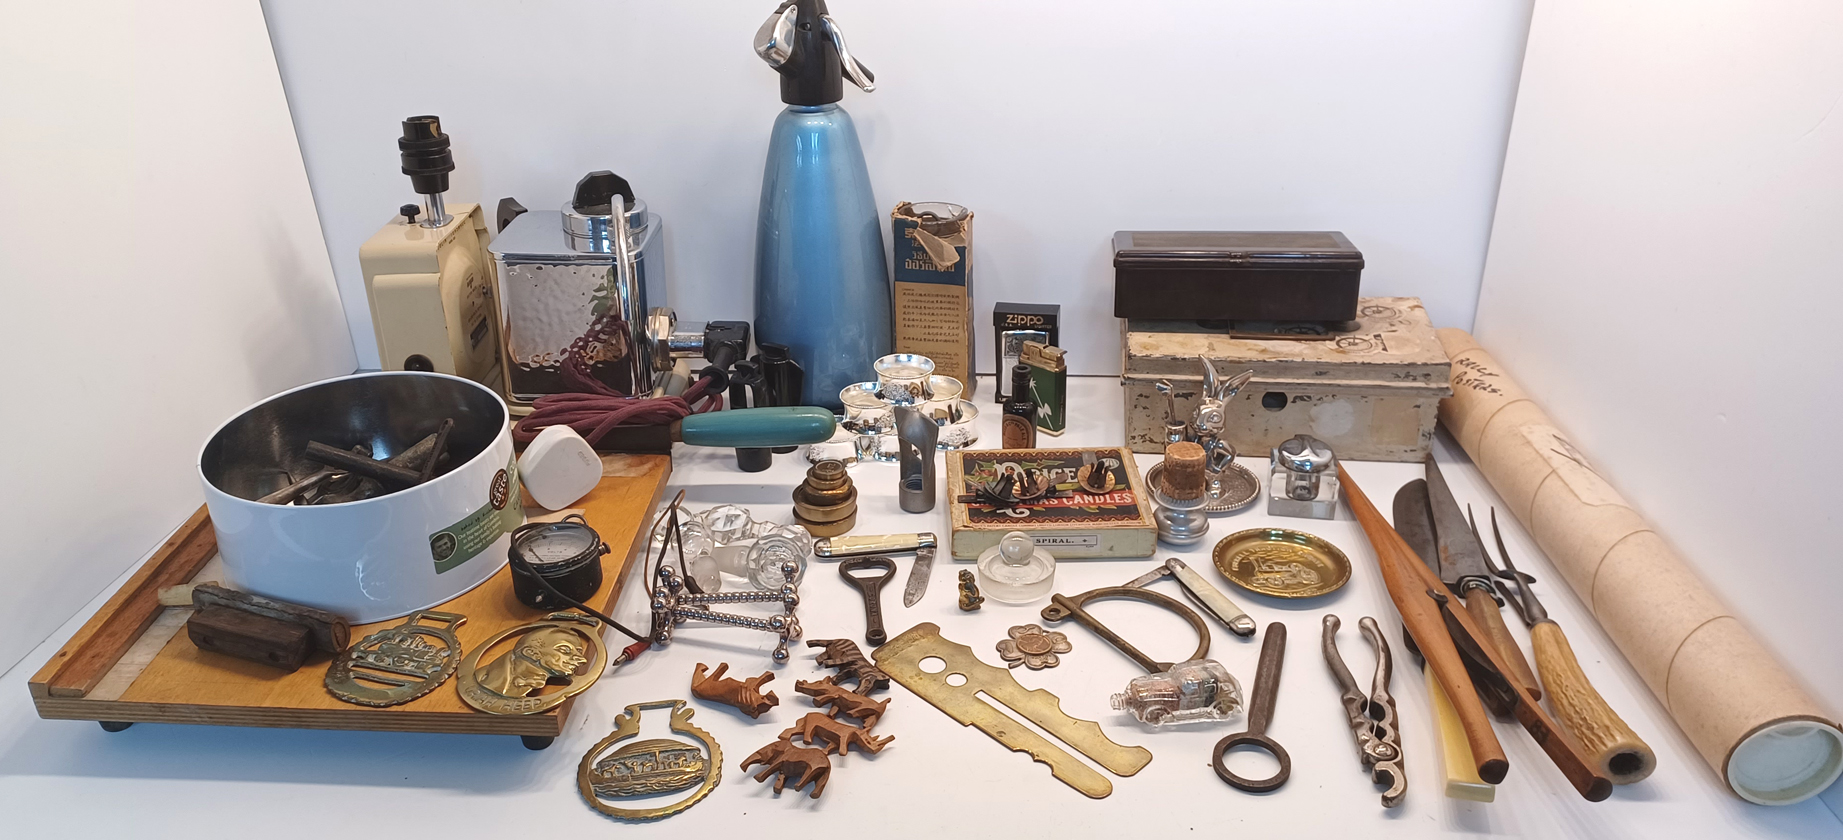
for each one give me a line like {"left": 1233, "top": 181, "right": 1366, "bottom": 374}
{"left": 262, "top": 0, "right": 1534, "bottom": 374}
{"left": 0, "top": 2, "right": 355, "bottom": 674}
{"left": 1473, "top": 0, "right": 1843, "bottom": 812}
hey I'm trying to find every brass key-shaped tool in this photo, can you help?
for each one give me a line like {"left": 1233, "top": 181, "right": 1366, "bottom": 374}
{"left": 875, "top": 623, "right": 1152, "bottom": 798}
{"left": 839, "top": 556, "right": 896, "bottom": 646}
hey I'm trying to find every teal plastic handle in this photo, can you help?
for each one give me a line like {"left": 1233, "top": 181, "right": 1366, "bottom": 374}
{"left": 679, "top": 406, "right": 837, "bottom": 448}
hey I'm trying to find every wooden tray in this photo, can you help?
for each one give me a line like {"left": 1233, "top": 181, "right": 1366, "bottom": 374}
{"left": 27, "top": 454, "right": 670, "bottom": 749}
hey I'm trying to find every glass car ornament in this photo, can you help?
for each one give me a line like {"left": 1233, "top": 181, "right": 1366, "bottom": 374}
{"left": 1110, "top": 658, "right": 1244, "bottom": 726}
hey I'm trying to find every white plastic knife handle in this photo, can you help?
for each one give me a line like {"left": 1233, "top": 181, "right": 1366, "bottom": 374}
{"left": 1167, "top": 559, "right": 1257, "bottom": 637}
{"left": 815, "top": 532, "right": 937, "bottom": 558}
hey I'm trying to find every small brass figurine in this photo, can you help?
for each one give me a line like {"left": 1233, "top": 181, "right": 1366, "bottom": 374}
{"left": 457, "top": 613, "right": 607, "bottom": 715}
{"left": 958, "top": 570, "right": 985, "bottom": 611}
{"left": 690, "top": 663, "right": 780, "bottom": 719}
{"left": 740, "top": 737, "right": 833, "bottom": 799}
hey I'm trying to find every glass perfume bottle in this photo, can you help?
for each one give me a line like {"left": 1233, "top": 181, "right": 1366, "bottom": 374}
{"left": 1001, "top": 365, "right": 1038, "bottom": 449}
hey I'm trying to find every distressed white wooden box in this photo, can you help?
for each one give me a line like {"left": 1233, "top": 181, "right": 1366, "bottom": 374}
{"left": 1121, "top": 297, "right": 1451, "bottom": 462}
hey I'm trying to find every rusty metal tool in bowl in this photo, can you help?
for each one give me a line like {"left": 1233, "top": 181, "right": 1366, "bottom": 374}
{"left": 1343, "top": 465, "right": 1612, "bottom": 801}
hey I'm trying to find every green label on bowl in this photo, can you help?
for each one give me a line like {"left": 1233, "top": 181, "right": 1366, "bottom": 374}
{"left": 430, "top": 456, "right": 523, "bottom": 574}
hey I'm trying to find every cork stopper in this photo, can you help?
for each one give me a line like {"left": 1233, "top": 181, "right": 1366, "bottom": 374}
{"left": 1161, "top": 442, "right": 1207, "bottom": 500}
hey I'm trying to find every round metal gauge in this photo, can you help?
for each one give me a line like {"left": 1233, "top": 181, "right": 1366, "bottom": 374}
{"left": 509, "top": 514, "right": 609, "bottom": 610}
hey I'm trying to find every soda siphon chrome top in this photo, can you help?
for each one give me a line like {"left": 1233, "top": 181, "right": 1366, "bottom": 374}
{"left": 754, "top": 0, "right": 875, "bottom": 106}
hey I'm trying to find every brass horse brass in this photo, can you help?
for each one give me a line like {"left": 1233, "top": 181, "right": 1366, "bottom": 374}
{"left": 578, "top": 700, "right": 722, "bottom": 821}
{"left": 874, "top": 623, "right": 1151, "bottom": 799}
{"left": 325, "top": 610, "right": 467, "bottom": 707}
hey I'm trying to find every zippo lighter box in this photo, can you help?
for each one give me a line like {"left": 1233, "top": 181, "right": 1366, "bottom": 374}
{"left": 1121, "top": 297, "right": 1451, "bottom": 462}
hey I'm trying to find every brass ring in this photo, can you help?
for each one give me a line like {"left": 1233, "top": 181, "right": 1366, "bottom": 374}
{"left": 578, "top": 700, "right": 722, "bottom": 821}
{"left": 1040, "top": 586, "right": 1210, "bottom": 672}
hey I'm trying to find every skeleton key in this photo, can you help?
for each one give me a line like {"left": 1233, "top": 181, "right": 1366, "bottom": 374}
{"left": 839, "top": 556, "right": 897, "bottom": 646}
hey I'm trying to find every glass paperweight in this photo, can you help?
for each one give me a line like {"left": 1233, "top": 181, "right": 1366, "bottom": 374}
{"left": 976, "top": 531, "right": 1056, "bottom": 604}
{"left": 1110, "top": 659, "right": 1243, "bottom": 726}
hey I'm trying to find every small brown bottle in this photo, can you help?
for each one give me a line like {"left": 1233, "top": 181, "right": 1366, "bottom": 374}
{"left": 1002, "top": 364, "right": 1038, "bottom": 449}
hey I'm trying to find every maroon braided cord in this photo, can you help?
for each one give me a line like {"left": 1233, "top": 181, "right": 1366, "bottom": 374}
{"left": 513, "top": 376, "right": 722, "bottom": 446}
{"left": 512, "top": 307, "right": 724, "bottom": 446}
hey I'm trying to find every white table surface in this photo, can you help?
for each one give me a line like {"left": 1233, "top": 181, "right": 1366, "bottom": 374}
{"left": 1, "top": 376, "right": 1838, "bottom": 838}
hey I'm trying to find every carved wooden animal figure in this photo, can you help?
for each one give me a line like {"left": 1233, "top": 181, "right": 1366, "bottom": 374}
{"left": 795, "top": 676, "right": 889, "bottom": 728}
{"left": 740, "top": 737, "right": 832, "bottom": 799}
{"left": 690, "top": 662, "right": 779, "bottom": 718}
{"left": 783, "top": 711, "right": 894, "bottom": 757}
{"left": 806, "top": 638, "right": 891, "bottom": 694}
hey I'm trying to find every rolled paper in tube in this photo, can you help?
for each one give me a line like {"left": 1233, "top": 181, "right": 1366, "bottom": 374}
{"left": 1437, "top": 328, "right": 1843, "bottom": 805}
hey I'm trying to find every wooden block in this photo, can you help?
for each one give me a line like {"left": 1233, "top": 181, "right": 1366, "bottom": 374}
{"left": 187, "top": 605, "right": 312, "bottom": 672}
{"left": 192, "top": 584, "right": 349, "bottom": 653}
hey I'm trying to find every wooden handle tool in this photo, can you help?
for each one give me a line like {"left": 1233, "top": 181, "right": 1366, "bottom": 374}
{"left": 1343, "top": 468, "right": 1612, "bottom": 801}
{"left": 1482, "top": 508, "right": 1656, "bottom": 785}
{"left": 1529, "top": 622, "right": 1657, "bottom": 785}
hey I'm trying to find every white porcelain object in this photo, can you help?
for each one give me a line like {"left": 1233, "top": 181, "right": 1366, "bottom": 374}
{"left": 198, "top": 372, "right": 520, "bottom": 623}
{"left": 517, "top": 424, "right": 602, "bottom": 510}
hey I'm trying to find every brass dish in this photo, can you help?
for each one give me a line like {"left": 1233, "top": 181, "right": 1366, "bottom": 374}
{"left": 1213, "top": 528, "right": 1351, "bottom": 598}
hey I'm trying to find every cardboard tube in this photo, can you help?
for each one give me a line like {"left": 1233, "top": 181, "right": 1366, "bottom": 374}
{"left": 1437, "top": 328, "right": 1843, "bottom": 805}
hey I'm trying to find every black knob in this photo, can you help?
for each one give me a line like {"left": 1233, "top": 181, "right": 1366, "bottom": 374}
{"left": 400, "top": 204, "right": 420, "bottom": 223}
{"left": 571, "top": 170, "right": 635, "bottom": 216}
{"left": 398, "top": 115, "right": 453, "bottom": 196}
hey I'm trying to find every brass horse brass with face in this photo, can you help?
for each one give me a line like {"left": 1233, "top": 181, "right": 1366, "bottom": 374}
{"left": 456, "top": 612, "right": 608, "bottom": 715}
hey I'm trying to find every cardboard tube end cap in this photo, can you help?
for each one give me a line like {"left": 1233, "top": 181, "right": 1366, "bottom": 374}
{"left": 1727, "top": 719, "right": 1843, "bottom": 806}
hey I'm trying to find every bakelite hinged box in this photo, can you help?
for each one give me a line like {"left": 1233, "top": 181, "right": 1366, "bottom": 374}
{"left": 1112, "top": 230, "right": 1363, "bottom": 323}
